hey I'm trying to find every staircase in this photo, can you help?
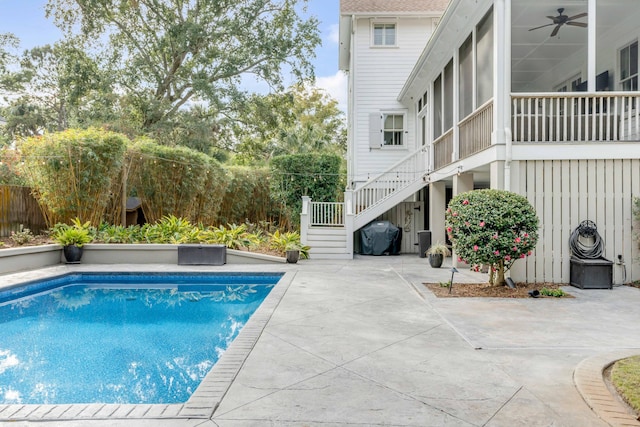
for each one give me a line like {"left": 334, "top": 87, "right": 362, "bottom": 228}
{"left": 301, "top": 146, "right": 429, "bottom": 259}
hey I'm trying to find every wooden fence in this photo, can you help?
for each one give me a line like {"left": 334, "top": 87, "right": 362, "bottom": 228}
{"left": 0, "top": 186, "right": 47, "bottom": 236}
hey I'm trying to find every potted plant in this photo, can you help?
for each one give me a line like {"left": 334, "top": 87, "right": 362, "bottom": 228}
{"left": 285, "top": 242, "right": 302, "bottom": 264}
{"left": 426, "top": 242, "right": 451, "bottom": 268}
{"left": 51, "top": 219, "right": 93, "bottom": 263}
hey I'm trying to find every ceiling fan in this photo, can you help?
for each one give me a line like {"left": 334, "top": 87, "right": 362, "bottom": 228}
{"left": 528, "top": 8, "right": 588, "bottom": 37}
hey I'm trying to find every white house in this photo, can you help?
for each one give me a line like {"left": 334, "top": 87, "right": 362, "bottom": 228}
{"left": 301, "top": 0, "right": 640, "bottom": 285}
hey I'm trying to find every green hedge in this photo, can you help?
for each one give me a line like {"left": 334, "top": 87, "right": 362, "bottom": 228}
{"left": 19, "top": 128, "right": 128, "bottom": 226}
{"left": 128, "top": 139, "right": 228, "bottom": 224}
{"left": 218, "top": 167, "right": 288, "bottom": 226}
{"left": 270, "top": 153, "right": 342, "bottom": 226}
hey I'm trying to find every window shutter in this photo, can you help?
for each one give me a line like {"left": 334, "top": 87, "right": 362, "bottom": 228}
{"left": 369, "top": 113, "right": 382, "bottom": 149}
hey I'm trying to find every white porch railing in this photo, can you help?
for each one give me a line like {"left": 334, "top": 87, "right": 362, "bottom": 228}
{"left": 351, "top": 146, "right": 427, "bottom": 217}
{"left": 459, "top": 100, "right": 494, "bottom": 158}
{"left": 309, "top": 201, "right": 344, "bottom": 226}
{"left": 512, "top": 92, "right": 640, "bottom": 142}
{"left": 433, "top": 128, "right": 453, "bottom": 170}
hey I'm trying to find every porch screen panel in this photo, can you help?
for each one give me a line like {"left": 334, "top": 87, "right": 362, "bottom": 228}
{"left": 476, "top": 7, "right": 493, "bottom": 105}
{"left": 443, "top": 60, "right": 454, "bottom": 132}
{"left": 598, "top": 0, "right": 636, "bottom": 92}
{"left": 459, "top": 35, "right": 474, "bottom": 118}
{"left": 433, "top": 75, "right": 443, "bottom": 139}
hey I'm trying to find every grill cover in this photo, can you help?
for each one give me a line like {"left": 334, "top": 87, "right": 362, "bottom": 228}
{"left": 360, "top": 221, "right": 401, "bottom": 255}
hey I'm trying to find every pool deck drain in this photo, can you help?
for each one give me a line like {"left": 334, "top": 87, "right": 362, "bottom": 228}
{"left": 0, "top": 266, "right": 295, "bottom": 422}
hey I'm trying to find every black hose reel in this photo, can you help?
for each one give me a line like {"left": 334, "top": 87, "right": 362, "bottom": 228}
{"left": 569, "top": 220, "right": 604, "bottom": 259}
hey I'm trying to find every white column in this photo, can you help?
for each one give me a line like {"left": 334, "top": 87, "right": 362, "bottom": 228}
{"left": 493, "top": 0, "right": 508, "bottom": 147}
{"left": 452, "top": 173, "right": 474, "bottom": 268}
{"left": 453, "top": 48, "right": 460, "bottom": 163}
{"left": 587, "top": 0, "right": 596, "bottom": 91}
{"left": 453, "top": 172, "right": 474, "bottom": 195}
{"left": 429, "top": 181, "right": 447, "bottom": 245}
{"left": 344, "top": 190, "right": 354, "bottom": 258}
{"left": 490, "top": 161, "right": 505, "bottom": 190}
{"left": 300, "top": 196, "right": 311, "bottom": 247}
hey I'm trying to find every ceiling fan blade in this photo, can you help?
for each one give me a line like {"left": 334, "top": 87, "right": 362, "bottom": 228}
{"left": 550, "top": 24, "right": 561, "bottom": 37}
{"left": 567, "top": 13, "right": 588, "bottom": 21}
{"left": 546, "top": 16, "right": 557, "bottom": 20}
{"left": 529, "top": 23, "right": 555, "bottom": 31}
{"left": 566, "top": 21, "right": 587, "bottom": 28}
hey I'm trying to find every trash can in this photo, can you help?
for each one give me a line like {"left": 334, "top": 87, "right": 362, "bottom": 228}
{"left": 417, "top": 230, "right": 432, "bottom": 258}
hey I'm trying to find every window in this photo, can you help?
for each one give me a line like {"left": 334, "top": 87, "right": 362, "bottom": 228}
{"left": 373, "top": 23, "right": 396, "bottom": 46}
{"left": 459, "top": 35, "right": 473, "bottom": 118}
{"left": 433, "top": 75, "right": 443, "bottom": 139}
{"left": 555, "top": 74, "right": 582, "bottom": 92}
{"left": 383, "top": 114, "right": 404, "bottom": 146}
{"left": 620, "top": 41, "right": 638, "bottom": 91}
{"left": 476, "top": 8, "right": 493, "bottom": 104}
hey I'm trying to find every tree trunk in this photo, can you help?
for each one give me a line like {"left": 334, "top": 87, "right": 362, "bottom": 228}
{"left": 495, "top": 259, "right": 506, "bottom": 286}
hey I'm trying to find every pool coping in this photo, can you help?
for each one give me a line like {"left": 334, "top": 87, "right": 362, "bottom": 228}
{"left": 0, "top": 266, "right": 295, "bottom": 421}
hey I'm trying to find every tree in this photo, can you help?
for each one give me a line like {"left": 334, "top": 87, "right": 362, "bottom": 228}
{"left": 1, "top": 40, "right": 108, "bottom": 139}
{"left": 445, "top": 189, "right": 539, "bottom": 286}
{"left": 0, "top": 33, "right": 25, "bottom": 93}
{"left": 231, "top": 85, "right": 346, "bottom": 164}
{"left": 46, "top": 0, "right": 321, "bottom": 132}
{"left": 270, "top": 152, "right": 343, "bottom": 226}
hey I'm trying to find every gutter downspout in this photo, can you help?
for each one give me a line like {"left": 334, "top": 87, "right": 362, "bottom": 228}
{"left": 504, "top": 127, "right": 512, "bottom": 191}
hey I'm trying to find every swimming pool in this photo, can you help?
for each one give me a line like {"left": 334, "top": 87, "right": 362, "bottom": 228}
{"left": 0, "top": 272, "right": 283, "bottom": 406}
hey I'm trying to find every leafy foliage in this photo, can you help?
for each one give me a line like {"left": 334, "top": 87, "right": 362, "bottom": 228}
{"left": 539, "top": 287, "right": 566, "bottom": 297}
{"left": 19, "top": 128, "right": 128, "bottom": 226}
{"left": 446, "top": 189, "right": 539, "bottom": 285}
{"left": 268, "top": 230, "right": 309, "bottom": 259}
{"left": 127, "top": 139, "right": 228, "bottom": 224}
{"left": 46, "top": 0, "right": 320, "bottom": 132}
{"left": 270, "top": 153, "right": 343, "bottom": 226}
{"left": 51, "top": 218, "right": 93, "bottom": 247}
{"left": 231, "top": 85, "right": 346, "bottom": 164}
{"left": 93, "top": 217, "right": 301, "bottom": 257}
{"left": 209, "top": 224, "right": 259, "bottom": 250}
{"left": 1, "top": 39, "right": 108, "bottom": 140}
{"left": 0, "top": 33, "right": 26, "bottom": 92}
{"left": 10, "top": 225, "right": 34, "bottom": 245}
{"left": 218, "top": 166, "right": 286, "bottom": 227}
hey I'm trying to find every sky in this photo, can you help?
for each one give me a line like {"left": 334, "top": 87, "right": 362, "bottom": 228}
{"left": 0, "top": 0, "right": 347, "bottom": 109}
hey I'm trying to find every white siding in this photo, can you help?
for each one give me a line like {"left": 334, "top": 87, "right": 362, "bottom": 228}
{"left": 351, "top": 17, "right": 435, "bottom": 187}
{"left": 509, "top": 159, "right": 640, "bottom": 285}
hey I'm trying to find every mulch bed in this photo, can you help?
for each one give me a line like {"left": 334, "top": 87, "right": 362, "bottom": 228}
{"left": 424, "top": 282, "right": 573, "bottom": 298}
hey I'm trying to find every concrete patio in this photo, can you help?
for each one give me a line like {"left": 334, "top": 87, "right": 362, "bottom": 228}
{"left": 4, "top": 254, "right": 640, "bottom": 426}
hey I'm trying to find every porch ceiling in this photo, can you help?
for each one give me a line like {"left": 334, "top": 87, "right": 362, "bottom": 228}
{"left": 512, "top": 0, "right": 636, "bottom": 91}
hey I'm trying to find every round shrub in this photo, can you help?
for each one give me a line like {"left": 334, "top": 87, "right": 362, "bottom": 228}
{"left": 445, "top": 189, "right": 539, "bottom": 285}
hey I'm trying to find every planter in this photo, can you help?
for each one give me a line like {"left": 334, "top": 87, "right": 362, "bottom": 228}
{"left": 286, "top": 250, "right": 300, "bottom": 264}
{"left": 63, "top": 245, "right": 84, "bottom": 263}
{"left": 570, "top": 257, "right": 613, "bottom": 289}
{"left": 428, "top": 253, "right": 443, "bottom": 268}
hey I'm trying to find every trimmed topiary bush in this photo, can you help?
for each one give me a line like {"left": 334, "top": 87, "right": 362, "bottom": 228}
{"left": 446, "top": 189, "right": 539, "bottom": 285}
{"left": 19, "top": 128, "right": 128, "bottom": 226}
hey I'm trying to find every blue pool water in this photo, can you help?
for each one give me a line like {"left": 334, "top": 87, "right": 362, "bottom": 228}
{"left": 0, "top": 272, "right": 281, "bottom": 405}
